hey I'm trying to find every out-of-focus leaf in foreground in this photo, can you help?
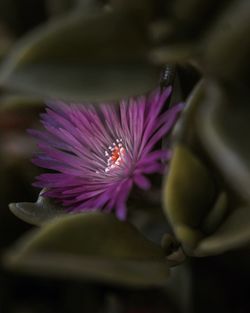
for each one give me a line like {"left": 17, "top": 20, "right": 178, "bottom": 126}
{"left": 197, "top": 83, "right": 250, "bottom": 204}
{"left": 4, "top": 212, "right": 170, "bottom": 287}
{"left": 163, "top": 80, "right": 250, "bottom": 257}
{"left": 0, "top": 10, "right": 161, "bottom": 102}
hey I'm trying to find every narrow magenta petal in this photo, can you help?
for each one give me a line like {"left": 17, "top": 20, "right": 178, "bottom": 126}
{"left": 134, "top": 174, "right": 151, "bottom": 190}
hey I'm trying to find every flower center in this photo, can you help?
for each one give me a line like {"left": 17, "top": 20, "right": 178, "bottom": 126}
{"left": 105, "top": 139, "right": 125, "bottom": 173}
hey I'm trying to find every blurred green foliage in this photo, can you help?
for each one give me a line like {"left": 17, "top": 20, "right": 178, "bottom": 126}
{"left": 0, "top": 0, "right": 250, "bottom": 312}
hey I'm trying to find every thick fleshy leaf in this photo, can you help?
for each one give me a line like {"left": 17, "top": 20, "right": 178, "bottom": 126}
{"left": 9, "top": 189, "right": 65, "bottom": 226}
{"left": 201, "top": 192, "right": 228, "bottom": 235}
{"left": 163, "top": 144, "right": 216, "bottom": 228}
{"left": 0, "top": 10, "right": 160, "bottom": 102}
{"left": 4, "top": 212, "right": 170, "bottom": 287}
{"left": 168, "top": 191, "right": 228, "bottom": 255}
{"left": 197, "top": 83, "right": 250, "bottom": 204}
{"left": 195, "top": 207, "right": 250, "bottom": 256}
{"left": 204, "top": 0, "right": 250, "bottom": 81}
{"left": 172, "top": 80, "right": 204, "bottom": 146}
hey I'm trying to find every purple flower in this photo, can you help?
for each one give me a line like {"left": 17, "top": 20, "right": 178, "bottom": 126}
{"left": 29, "top": 87, "right": 183, "bottom": 219}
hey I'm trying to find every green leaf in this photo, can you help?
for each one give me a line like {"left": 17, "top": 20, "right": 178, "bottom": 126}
{"left": 204, "top": 0, "right": 250, "bottom": 81}
{"left": 197, "top": 83, "right": 250, "bottom": 204}
{"left": 4, "top": 213, "right": 170, "bottom": 287}
{"left": 195, "top": 207, "right": 250, "bottom": 256}
{"left": 172, "top": 80, "right": 204, "bottom": 146}
{"left": 9, "top": 189, "right": 65, "bottom": 226}
{"left": 174, "top": 225, "right": 203, "bottom": 251}
{"left": 163, "top": 144, "right": 216, "bottom": 229}
{"left": 0, "top": 10, "right": 160, "bottom": 102}
{"left": 201, "top": 192, "right": 228, "bottom": 235}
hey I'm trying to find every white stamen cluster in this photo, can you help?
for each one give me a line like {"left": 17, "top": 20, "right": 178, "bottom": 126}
{"left": 104, "top": 139, "right": 125, "bottom": 173}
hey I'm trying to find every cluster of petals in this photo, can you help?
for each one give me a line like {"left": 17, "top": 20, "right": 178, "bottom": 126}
{"left": 29, "top": 87, "right": 183, "bottom": 219}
